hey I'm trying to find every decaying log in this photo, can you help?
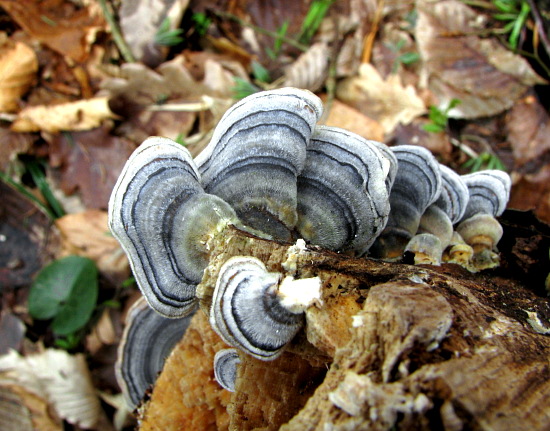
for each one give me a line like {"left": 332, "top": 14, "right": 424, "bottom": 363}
{"left": 138, "top": 225, "right": 550, "bottom": 431}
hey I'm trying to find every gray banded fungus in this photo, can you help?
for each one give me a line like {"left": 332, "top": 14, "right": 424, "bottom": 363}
{"left": 370, "top": 145, "right": 442, "bottom": 260}
{"left": 108, "top": 136, "right": 239, "bottom": 317}
{"left": 213, "top": 348, "right": 241, "bottom": 392}
{"left": 370, "top": 140, "right": 398, "bottom": 193}
{"left": 195, "top": 88, "right": 324, "bottom": 241}
{"left": 210, "top": 256, "right": 321, "bottom": 360}
{"left": 406, "top": 165, "right": 470, "bottom": 265}
{"left": 296, "top": 126, "right": 391, "bottom": 254}
{"left": 456, "top": 170, "right": 511, "bottom": 270}
{"left": 116, "top": 297, "right": 194, "bottom": 408}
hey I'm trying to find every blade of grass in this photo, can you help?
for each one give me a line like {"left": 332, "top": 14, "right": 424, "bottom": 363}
{"left": 26, "top": 161, "right": 65, "bottom": 219}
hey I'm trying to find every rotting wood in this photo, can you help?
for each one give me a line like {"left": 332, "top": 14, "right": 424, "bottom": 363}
{"left": 139, "top": 225, "right": 550, "bottom": 431}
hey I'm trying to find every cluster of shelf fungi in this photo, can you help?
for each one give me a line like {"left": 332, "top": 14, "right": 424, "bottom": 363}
{"left": 109, "top": 89, "right": 549, "bottom": 430}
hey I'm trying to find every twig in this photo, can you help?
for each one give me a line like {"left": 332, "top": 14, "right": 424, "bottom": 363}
{"left": 212, "top": 10, "right": 309, "bottom": 53}
{"left": 98, "top": 0, "right": 136, "bottom": 63}
{"left": 525, "top": 0, "right": 550, "bottom": 60}
{"left": 450, "top": 137, "right": 479, "bottom": 159}
{"left": 362, "top": 0, "right": 384, "bottom": 63}
{"left": 147, "top": 96, "right": 215, "bottom": 112}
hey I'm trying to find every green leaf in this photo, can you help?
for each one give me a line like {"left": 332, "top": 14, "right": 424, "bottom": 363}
{"left": 155, "top": 17, "right": 184, "bottom": 46}
{"left": 299, "top": 0, "right": 335, "bottom": 44}
{"left": 191, "top": 12, "right": 211, "bottom": 36}
{"left": 251, "top": 61, "right": 271, "bottom": 83}
{"left": 273, "top": 21, "right": 289, "bottom": 54}
{"left": 422, "top": 123, "right": 445, "bottom": 133}
{"left": 231, "top": 77, "right": 260, "bottom": 99}
{"left": 29, "top": 256, "right": 98, "bottom": 335}
{"left": 398, "top": 51, "right": 420, "bottom": 65}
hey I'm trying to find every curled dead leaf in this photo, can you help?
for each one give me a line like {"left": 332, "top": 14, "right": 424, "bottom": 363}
{"left": 119, "top": 0, "right": 189, "bottom": 66}
{"left": 284, "top": 42, "right": 329, "bottom": 92}
{"left": 0, "top": 38, "right": 38, "bottom": 112}
{"left": 0, "top": 349, "right": 101, "bottom": 429}
{"left": 336, "top": 63, "right": 426, "bottom": 134}
{"left": 0, "top": 384, "right": 62, "bottom": 431}
{"left": 11, "top": 97, "right": 117, "bottom": 133}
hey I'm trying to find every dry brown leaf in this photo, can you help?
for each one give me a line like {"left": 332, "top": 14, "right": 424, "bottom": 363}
{"left": 336, "top": 63, "right": 426, "bottom": 135}
{"left": 0, "top": 37, "right": 38, "bottom": 112}
{"left": 284, "top": 42, "right": 329, "bottom": 92}
{"left": 119, "top": 0, "right": 189, "bottom": 66}
{"left": 0, "top": 126, "right": 35, "bottom": 171}
{"left": 11, "top": 97, "right": 116, "bottom": 133}
{"left": 55, "top": 210, "right": 129, "bottom": 281}
{"left": 506, "top": 93, "right": 550, "bottom": 167}
{"left": 85, "top": 309, "right": 118, "bottom": 355}
{"left": 0, "top": 0, "right": 104, "bottom": 63}
{"left": 46, "top": 127, "right": 135, "bottom": 209}
{"left": 0, "top": 349, "right": 102, "bottom": 429}
{"left": 509, "top": 166, "right": 550, "bottom": 225}
{"left": 416, "top": 0, "right": 546, "bottom": 119}
{"left": 0, "top": 384, "right": 62, "bottom": 431}
{"left": 323, "top": 99, "right": 384, "bottom": 142}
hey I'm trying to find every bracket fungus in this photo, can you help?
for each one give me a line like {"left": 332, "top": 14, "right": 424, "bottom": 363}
{"left": 116, "top": 297, "right": 195, "bottom": 408}
{"left": 370, "top": 145, "right": 442, "bottom": 260}
{"left": 456, "top": 170, "right": 511, "bottom": 270}
{"left": 213, "top": 348, "right": 241, "bottom": 392}
{"left": 406, "top": 165, "right": 470, "bottom": 265}
{"left": 108, "top": 136, "right": 240, "bottom": 317}
{"left": 106, "top": 87, "right": 524, "bottom": 430}
{"left": 195, "top": 88, "right": 323, "bottom": 241}
{"left": 210, "top": 256, "right": 321, "bottom": 360}
{"left": 296, "top": 125, "right": 391, "bottom": 254}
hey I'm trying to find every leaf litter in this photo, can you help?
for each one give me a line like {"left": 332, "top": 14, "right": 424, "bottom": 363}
{"left": 0, "top": 0, "right": 549, "bottom": 429}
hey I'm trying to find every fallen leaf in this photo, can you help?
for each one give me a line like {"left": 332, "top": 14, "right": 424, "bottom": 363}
{"left": 323, "top": 99, "right": 384, "bottom": 142}
{"left": 55, "top": 210, "right": 129, "bottom": 282}
{"left": 11, "top": 97, "right": 117, "bottom": 133}
{"left": 388, "top": 120, "right": 452, "bottom": 160}
{"left": 0, "top": 384, "right": 62, "bottom": 431}
{"left": 0, "top": 126, "right": 35, "bottom": 171}
{"left": 336, "top": 62, "right": 426, "bottom": 135}
{"left": 509, "top": 165, "right": 550, "bottom": 225}
{"left": 46, "top": 126, "right": 135, "bottom": 209}
{"left": 506, "top": 93, "right": 550, "bottom": 168}
{"left": 0, "top": 349, "right": 101, "bottom": 429}
{"left": 119, "top": 0, "right": 189, "bottom": 66}
{"left": 0, "top": 0, "right": 105, "bottom": 63}
{"left": 0, "top": 37, "right": 38, "bottom": 112}
{"left": 85, "top": 308, "right": 118, "bottom": 356}
{"left": 0, "top": 312, "right": 25, "bottom": 355}
{"left": 284, "top": 42, "right": 329, "bottom": 92}
{"left": 416, "top": 0, "right": 546, "bottom": 119}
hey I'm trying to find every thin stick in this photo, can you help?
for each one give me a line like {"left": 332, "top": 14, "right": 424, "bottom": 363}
{"left": 98, "top": 0, "right": 136, "bottom": 63}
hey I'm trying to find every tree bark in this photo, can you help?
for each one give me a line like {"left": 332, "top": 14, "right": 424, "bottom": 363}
{"left": 139, "top": 223, "right": 550, "bottom": 431}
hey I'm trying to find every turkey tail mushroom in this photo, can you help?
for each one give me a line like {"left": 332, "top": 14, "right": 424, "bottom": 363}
{"left": 210, "top": 256, "right": 321, "bottom": 360}
{"left": 295, "top": 126, "right": 391, "bottom": 255}
{"left": 108, "top": 137, "right": 240, "bottom": 317}
{"left": 406, "top": 165, "right": 470, "bottom": 265}
{"left": 456, "top": 170, "right": 511, "bottom": 271}
{"left": 116, "top": 297, "right": 195, "bottom": 408}
{"left": 369, "top": 145, "right": 442, "bottom": 260}
{"left": 195, "top": 88, "right": 323, "bottom": 241}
